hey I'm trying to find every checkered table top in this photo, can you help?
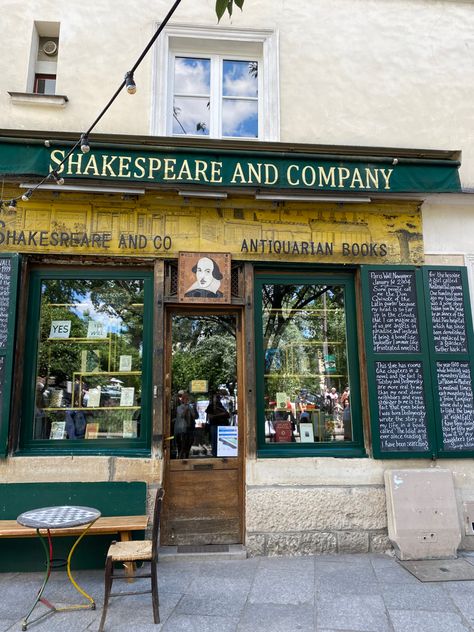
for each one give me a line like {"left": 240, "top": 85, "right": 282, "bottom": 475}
{"left": 17, "top": 505, "right": 101, "bottom": 529}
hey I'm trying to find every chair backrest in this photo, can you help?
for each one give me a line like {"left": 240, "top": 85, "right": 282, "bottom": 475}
{"left": 151, "top": 487, "right": 165, "bottom": 560}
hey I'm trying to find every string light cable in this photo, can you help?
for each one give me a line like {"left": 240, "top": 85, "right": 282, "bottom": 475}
{"left": 0, "top": 0, "right": 184, "bottom": 211}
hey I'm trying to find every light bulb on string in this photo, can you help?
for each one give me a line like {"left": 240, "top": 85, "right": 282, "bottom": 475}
{"left": 80, "top": 134, "right": 90, "bottom": 153}
{"left": 51, "top": 170, "right": 65, "bottom": 185}
{"left": 124, "top": 71, "right": 137, "bottom": 95}
{"left": 8, "top": 199, "right": 17, "bottom": 212}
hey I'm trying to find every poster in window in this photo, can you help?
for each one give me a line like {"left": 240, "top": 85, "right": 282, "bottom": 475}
{"left": 49, "top": 320, "right": 71, "bottom": 339}
{"left": 217, "top": 426, "right": 238, "bottom": 457}
{"left": 87, "top": 321, "right": 107, "bottom": 339}
{"left": 178, "top": 252, "right": 231, "bottom": 303}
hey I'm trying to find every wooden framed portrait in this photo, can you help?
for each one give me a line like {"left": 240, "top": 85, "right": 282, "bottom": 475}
{"left": 178, "top": 252, "right": 231, "bottom": 303}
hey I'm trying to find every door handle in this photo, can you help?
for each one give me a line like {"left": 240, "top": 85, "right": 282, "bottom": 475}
{"left": 193, "top": 463, "right": 214, "bottom": 470}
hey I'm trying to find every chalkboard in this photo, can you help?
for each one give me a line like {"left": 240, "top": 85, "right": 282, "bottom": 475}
{"left": 428, "top": 270, "right": 467, "bottom": 353}
{"left": 437, "top": 362, "right": 474, "bottom": 450}
{"left": 0, "top": 258, "right": 12, "bottom": 350}
{"left": 369, "top": 270, "right": 420, "bottom": 353}
{"left": 375, "top": 361, "right": 429, "bottom": 452}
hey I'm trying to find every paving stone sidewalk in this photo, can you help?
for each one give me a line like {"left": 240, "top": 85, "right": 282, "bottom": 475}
{"left": 2, "top": 553, "right": 474, "bottom": 631}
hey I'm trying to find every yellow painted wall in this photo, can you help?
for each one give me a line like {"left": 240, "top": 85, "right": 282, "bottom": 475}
{"left": 0, "top": 191, "right": 423, "bottom": 264}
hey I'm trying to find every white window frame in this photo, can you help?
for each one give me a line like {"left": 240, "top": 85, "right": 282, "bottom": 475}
{"left": 152, "top": 24, "right": 279, "bottom": 141}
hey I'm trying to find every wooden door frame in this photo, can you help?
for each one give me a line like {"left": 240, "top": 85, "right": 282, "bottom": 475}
{"left": 161, "top": 304, "right": 246, "bottom": 545}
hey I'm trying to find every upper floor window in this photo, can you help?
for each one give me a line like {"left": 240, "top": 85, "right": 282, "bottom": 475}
{"left": 29, "top": 23, "right": 60, "bottom": 95}
{"left": 172, "top": 56, "right": 258, "bottom": 138}
{"left": 34, "top": 73, "right": 56, "bottom": 95}
{"left": 154, "top": 26, "right": 279, "bottom": 141}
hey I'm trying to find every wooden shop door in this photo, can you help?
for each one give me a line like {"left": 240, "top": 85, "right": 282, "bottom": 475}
{"left": 161, "top": 309, "right": 244, "bottom": 546}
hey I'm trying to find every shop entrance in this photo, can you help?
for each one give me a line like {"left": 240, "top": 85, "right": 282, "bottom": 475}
{"left": 161, "top": 309, "right": 243, "bottom": 546}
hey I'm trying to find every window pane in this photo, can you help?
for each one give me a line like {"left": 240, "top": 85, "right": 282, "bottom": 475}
{"left": 223, "top": 60, "right": 258, "bottom": 97}
{"left": 222, "top": 99, "right": 258, "bottom": 138}
{"left": 34, "top": 278, "right": 145, "bottom": 441}
{"left": 170, "top": 315, "right": 237, "bottom": 460}
{"left": 173, "top": 97, "right": 210, "bottom": 135}
{"left": 174, "top": 57, "right": 210, "bottom": 95}
{"left": 261, "top": 284, "right": 353, "bottom": 444}
{"left": 34, "top": 76, "right": 56, "bottom": 95}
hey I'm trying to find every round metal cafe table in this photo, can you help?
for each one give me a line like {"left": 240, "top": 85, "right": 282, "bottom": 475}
{"left": 17, "top": 505, "right": 101, "bottom": 631}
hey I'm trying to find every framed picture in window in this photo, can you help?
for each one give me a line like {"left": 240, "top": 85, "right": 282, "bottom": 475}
{"left": 179, "top": 252, "right": 231, "bottom": 303}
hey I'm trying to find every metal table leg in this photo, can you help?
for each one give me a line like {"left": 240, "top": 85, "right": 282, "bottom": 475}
{"left": 21, "top": 519, "right": 98, "bottom": 630}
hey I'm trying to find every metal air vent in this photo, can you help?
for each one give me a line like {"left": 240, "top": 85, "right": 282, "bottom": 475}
{"left": 43, "top": 40, "right": 58, "bottom": 56}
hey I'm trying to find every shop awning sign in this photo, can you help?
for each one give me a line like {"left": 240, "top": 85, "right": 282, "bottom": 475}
{"left": 0, "top": 140, "right": 462, "bottom": 194}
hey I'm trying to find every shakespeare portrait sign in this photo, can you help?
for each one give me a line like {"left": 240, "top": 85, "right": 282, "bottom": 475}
{"left": 178, "top": 252, "right": 231, "bottom": 304}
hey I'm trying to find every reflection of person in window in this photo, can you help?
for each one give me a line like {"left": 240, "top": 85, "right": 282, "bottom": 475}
{"left": 174, "top": 391, "right": 198, "bottom": 459}
{"left": 184, "top": 257, "right": 223, "bottom": 298}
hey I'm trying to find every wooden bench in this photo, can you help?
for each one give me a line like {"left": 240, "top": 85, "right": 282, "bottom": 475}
{"left": 0, "top": 481, "right": 149, "bottom": 573}
{"left": 0, "top": 515, "right": 148, "bottom": 540}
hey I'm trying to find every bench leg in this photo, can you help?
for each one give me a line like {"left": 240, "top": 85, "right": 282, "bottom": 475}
{"left": 119, "top": 531, "right": 136, "bottom": 582}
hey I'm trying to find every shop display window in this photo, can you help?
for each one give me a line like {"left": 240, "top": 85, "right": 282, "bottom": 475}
{"left": 21, "top": 269, "right": 153, "bottom": 453}
{"left": 255, "top": 273, "right": 365, "bottom": 457}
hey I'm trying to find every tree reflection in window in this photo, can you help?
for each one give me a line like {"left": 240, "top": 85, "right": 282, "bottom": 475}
{"left": 34, "top": 278, "right": 146, "bottom": 441}
{"left": 261, "top": 284, "right": 353, "bottom": 443}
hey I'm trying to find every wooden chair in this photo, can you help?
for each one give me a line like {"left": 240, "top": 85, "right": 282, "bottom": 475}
{"left": 98, "top": 487, "right": 164, "bottom": 632}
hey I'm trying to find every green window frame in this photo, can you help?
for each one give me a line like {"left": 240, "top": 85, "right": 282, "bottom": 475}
{"left": 19, "top": 268, "right": 154, "bottom": 456}
{"left": 255, "top": 271, "right": 365, "bottom": 458}
{"left": 0, "top": 254, "right": 20, "bottom": 458}
{"left": 362, "top": 265, "right": 474, "bottom": 459}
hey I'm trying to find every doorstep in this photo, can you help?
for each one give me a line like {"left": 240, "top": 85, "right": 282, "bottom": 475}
{"left": 158, "top": 544, "right": 247, "bottom": 562}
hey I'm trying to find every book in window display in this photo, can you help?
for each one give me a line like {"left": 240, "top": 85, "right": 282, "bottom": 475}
{"left": 81, "top": 349, "right": 101, "bottom": 373}
{"left": 119, "top": 355, "right": 132, "bottom": 371}
{"left": 120, "top": 387, "right": 135, "bottom": 407}
{"left": 299, "top": 422, "right": 315, "bottom": 443}
{"left": 122, "top": 418, "right": 138, "bottom": 439}
{"left": 86, "top": 387, "right": 101, "bottom": 408}
{"left": 85, "top": 422, "right": 99, "bottom": 439}
{"left": 274, "top": 420, "right": 292, "bottom": 442}
{"left": 49, "top": 421, "right": 66, "bottom": 440}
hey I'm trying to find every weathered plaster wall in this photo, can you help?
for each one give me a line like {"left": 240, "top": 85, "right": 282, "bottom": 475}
{"left": 423, "top": 197, "right": 474, "bottom": 257}
{"left": 1, "top": 0, "right": 473, "bottom": 185}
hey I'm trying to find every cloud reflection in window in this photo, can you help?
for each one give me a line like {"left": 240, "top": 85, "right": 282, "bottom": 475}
{"left": 222, "top": 100, "right": 258, "bottom": 138}
{"left": 223, "top": 60, "right": 258, "bottom": 97}
{"left": 173, "top": 97, "right": 210, "bottom": 135}
{"left": 171, "top": 56, "right": 259, "bottom": 137}
{"left": 174, "top": 57, "right": 210, "bottom": 95}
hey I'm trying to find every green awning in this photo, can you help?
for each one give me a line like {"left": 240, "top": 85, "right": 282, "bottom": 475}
{"left": 0, "top": 137, "right": 462, "bottom": 194}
